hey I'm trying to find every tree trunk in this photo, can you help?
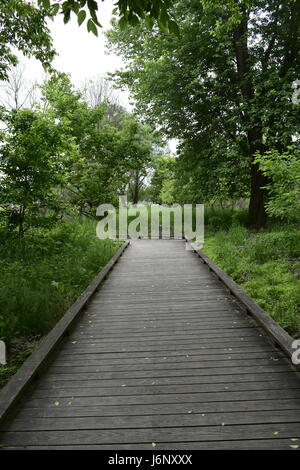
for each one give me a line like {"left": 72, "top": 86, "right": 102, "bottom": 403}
{"left": 132, "top": 171, "right": 140, "bottom": 204}
{"left": 248, "top": 162, "right": 268, "bottom": 229}
{"left": 232, "top": 6, "right": 267, "bottom": 228}
{"left": 18, "top": 204, "right": 25, "bottom": 238}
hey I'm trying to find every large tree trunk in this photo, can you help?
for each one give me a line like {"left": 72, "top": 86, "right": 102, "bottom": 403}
{"left": 233, "top": 5, "right": 267, "bottom": 228}
{"left": 248, "top": 163, "right": 268, "bottom": 228}
{"left": 132, "top": 170, "right": 140, "bottom": 204}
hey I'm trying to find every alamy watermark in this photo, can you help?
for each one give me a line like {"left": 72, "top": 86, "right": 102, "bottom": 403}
{"left": 292, "top": 339, "right": 300, "bottom": 365}
{"left": 0, "top": 340, "right": 6, "bottom": 365}
{"left": 96, "top": 196, "right": 204, "bottom": 250}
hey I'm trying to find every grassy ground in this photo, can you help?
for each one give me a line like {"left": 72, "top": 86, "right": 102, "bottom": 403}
{"left": 203, "top": 208, "right": 300, "bottom": 335}
{"left": 0, "top": 218, "right": 121, "bottom": 387}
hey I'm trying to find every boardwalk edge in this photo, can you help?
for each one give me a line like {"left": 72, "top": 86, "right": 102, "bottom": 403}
{"left": 185, "top": 238, "right": 300, "bottom": 371}
{"left": 0, "top": 240, "right": 130, "bottom": 426}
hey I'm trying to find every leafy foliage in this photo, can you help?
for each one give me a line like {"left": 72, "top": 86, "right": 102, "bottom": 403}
{"left": 0, "top": 0, "right": 56, "bottom": 80}
{"left": 255, "top": 148, "right": 300, "bottom": 222}
{"left": 106, "top": 0, "right": 300, "bottom": 227}
{"left": 0, "top": 107, "right": 76, "bottom": 235}
{"left": 37, "top": 0, "right": 180, "bottom": 35}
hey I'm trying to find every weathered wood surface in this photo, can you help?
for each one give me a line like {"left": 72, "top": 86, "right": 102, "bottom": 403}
{"left": 0, "top": 239, "right": 299, "bottom": 450}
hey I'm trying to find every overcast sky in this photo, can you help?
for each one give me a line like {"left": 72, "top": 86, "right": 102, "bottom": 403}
{"left": 15, "top": 0, "right": 129, "bottom": 106}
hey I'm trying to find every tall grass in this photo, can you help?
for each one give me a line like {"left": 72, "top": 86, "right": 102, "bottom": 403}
{"left": 203, "top": 217, "right": 300, "bottom": 335}
{"left": 0, "top": 219, "right": 121, "bottom": 343}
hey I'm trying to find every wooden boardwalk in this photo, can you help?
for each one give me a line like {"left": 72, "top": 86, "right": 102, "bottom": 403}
{"left": 0, "top": 239, "right": 300, "bottom": 449}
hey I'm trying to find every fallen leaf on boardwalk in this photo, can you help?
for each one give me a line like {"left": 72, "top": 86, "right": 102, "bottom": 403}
{"left": 121, "top": 384, "right": 126, "bottom": 387}
{"left": 201, "top": 414, "right": 205, "bottom": 416}
{"left": 67, "top": 401, "right": 72, "bottom": 406}
{"left": 152, "top": 442, "right": 157, "bottom": 448}
{"left": 289, "top": 445, "right": 299, "bottom": 449}
{"left": 54, "top": 401, "right": 60, "bottom": 406}
{"left": 187, "top": 410, "right": 193, "bottom": 414}
{"left": 273, "top": 432, "right": 279, "bottom": 435}
{"left": 240, "top": 338, "right": 244, "bottom": 341}
{"left": 71, "top": 341, "right": 77, "bottom": 344}
{"left": 290, "top": 438, "right": 298, "bottom": 441}
{"left": 220, "top": 423, "right": 225, "bottom": 426}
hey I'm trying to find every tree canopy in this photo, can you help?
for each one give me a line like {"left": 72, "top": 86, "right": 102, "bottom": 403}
{"left": 106, "top": 0, "right": 300, "bottom": 227}
{"left": 0, "top": 0, "right": 56, "bottom": 81}
{"left": 37, "top": 0, "right": 179, "bottom": 35}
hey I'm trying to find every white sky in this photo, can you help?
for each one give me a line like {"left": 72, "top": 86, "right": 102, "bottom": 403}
{"left": 17, "top": 0, "right": 130, "bottom": 106}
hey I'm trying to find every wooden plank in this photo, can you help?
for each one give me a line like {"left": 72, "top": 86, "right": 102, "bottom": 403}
{"left": 23, "top": 389, "right": 300, "bottom": 408}
{"left": 38, "top": 371, "right": 298, "bottom": 389}
{"left": 46, "top": 358, "right": 289, "bottom": 374}
{"left": 43, "top": 363, "right": 296, "bottom": 381}
{"left": 4, "top": 409, "right": 300, "bottom": 432}
{"left": 1, "top": 423, "right": 300, "bottom": 446}
{"left": 29, "top": 380, "right": 300, "bottom": 400}
{"left": 54, "top": 345, "right": 282, "bottom": 360}
{"left": 14, "top": 398, "right": 300, "bottom": 419}
{"left": 53, "top": 351, "right": 284, "bottom": 366}
{"left": 4, "top": 439, "right": 297, "bottom": 449}
{"left": 0, "top": 241, "right": 130, "bottom": 426}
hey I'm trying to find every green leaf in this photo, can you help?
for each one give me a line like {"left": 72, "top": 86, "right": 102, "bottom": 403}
{"left": 77, "top": 10, "right": 86, "bottom": 26}
{"left": 128, "top": 14, "right": 140, "bottom": 27}
{"left": 51, "top": 3, "right": 60, "bottom": 16}
{"left": 118, "top": 16, "right": 128, "bottom": 30}
{"left": 157, "top": 18, "right": 169, "bottom": 34}
{"left": 168, "top": 20, "right": 180, "bottom": 36}
{"left": 145, "top": 15, "right": 155, "bottom": 30}
{"left": 38, "top": 0, "right": 50, "bottom": 9}
{"left": 42, "top": 0, "right": 51, "bottom": 9}
{"left": 63, "top": 10, "right": 71, "bottom": 24}
{"left": 87, "top": 19, "right": 98, "bottom": 36}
